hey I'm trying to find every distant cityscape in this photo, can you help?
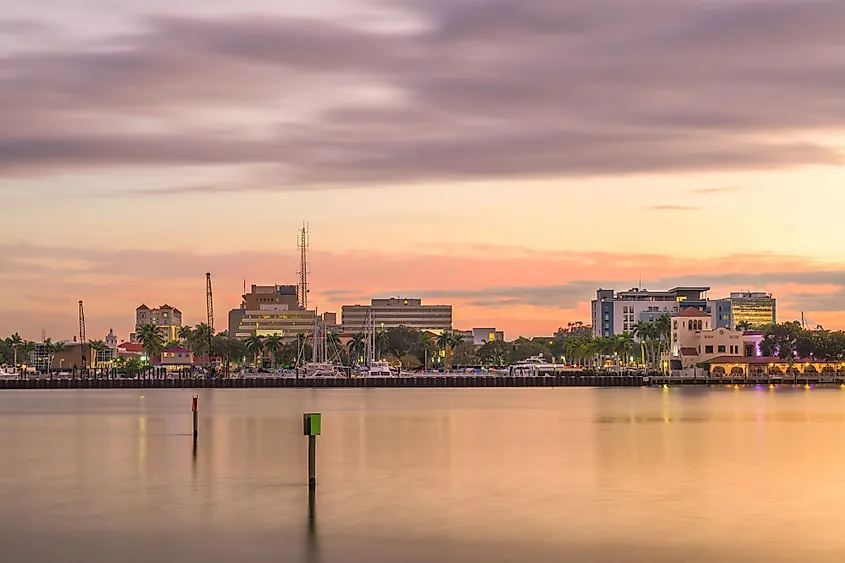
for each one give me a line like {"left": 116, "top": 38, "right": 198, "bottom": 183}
{"left": 3, "top": 277, "right": 801, "bottom": 376}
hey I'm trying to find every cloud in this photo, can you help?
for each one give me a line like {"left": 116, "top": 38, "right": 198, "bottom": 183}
{"left": 3, "top": 242, "right": 845, "bottom": 339}
{"left": 1, "top": 0, "right": 845, "bottom": 186}
{"left": 646, "top": 205, "right": 700, "bottom": 211}
{"left": 688, "top": 186, "right": 745, "bottom": 195}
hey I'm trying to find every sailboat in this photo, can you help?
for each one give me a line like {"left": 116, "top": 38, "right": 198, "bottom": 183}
{"left": 358, "top": 308, "right": 396, "bottom": 377}
{"left": 303, "top": 312, "right": 342, "bottom": 378}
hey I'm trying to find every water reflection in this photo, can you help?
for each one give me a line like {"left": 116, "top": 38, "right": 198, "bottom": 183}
{"left": 2, "top": 389, "right": 845, "bottom": 563}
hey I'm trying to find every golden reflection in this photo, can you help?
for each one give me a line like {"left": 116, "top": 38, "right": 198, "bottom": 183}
{"left": 138, "top": 414, "right": 147, "bottom": 480}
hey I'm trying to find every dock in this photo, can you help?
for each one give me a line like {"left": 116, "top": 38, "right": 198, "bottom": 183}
{"left": 1, "top": 373, "right": 843, "bottom": 389}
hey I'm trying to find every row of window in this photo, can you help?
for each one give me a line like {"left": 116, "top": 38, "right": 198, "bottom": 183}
{"left": 704, "top": 345, "right": 740, "bottom": 355}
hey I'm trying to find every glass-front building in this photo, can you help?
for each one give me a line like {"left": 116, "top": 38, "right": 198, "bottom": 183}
{"left": 714, "top": 292, "right": 776, "bottom": 329}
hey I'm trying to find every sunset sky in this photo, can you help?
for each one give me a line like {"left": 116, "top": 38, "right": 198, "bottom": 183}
{"left": 2, "top": 0, "right": 845, "bottom": 341}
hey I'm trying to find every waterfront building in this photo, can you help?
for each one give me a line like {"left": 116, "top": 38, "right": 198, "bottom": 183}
{"left": 456, "top": 328, "right": 505, "bottom": 345}
{"left": 150, "top": 346, "right": 193, "bottom": 370}
{"left": 228, "top": 284, "right": 317, "bottom": 340}
{"left": 591, "top": 287, "right": 710, "bottom": 338}
{"left": 117, "top": 342, "right": 145, "bottom": 360}
{"left": 712, "top": 292, "right": 776, "bottom": 329}
{"left": 131, "top": 304, "right": 182, "bottom": 343}
{"left": 28, "top": 339, "right": 96, "bottom": 372}
{"left": 342, "top": 298, "right": 452, "bottom": 333}
{"left": 669, "top": 308, "right": 763, "bottom": 369}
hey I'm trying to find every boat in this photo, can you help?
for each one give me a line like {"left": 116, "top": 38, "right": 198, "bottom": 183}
{"left": 512, "top": 355, "right": 559, "bottom": 376}
{"left": 364, "top": 360, "right": 394, "bottom": 377}
{"left": 304, "top": 361, "right": 342, "bottom": 378}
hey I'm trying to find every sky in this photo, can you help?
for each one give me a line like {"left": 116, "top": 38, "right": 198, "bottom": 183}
{"left": 2, "top": 0, "right": 845, "bottom": 341}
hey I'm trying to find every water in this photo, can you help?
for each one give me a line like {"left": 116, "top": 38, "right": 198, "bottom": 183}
{"left": 2, "top": 387, "right": 845, "bottom": 563}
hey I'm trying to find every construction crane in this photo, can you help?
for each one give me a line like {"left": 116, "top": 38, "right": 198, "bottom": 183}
{"left": 78, "top": 300, "right": 87, "bottom": 371}
{"left": 298, "top": 222, "right": 309, "bottom": 309}
{"left": 206, "top": 272, "right": 214, "bottom": 371}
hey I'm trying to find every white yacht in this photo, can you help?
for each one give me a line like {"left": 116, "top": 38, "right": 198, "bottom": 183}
{"left": 512, "top": 355, "right": 558, "bottom": 375}
{"left": 304, "top": 361, "right": 341, "bottom": 378}
{"left": 363, "top": 360, "right": 393, "bottom": 377}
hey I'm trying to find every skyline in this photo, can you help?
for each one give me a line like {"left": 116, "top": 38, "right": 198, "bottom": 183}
{"left": 3, "top": 0, "right": 845, "bottom": 339}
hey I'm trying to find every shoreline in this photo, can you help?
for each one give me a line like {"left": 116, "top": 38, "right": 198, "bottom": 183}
{"left": 0, "top": 373, "right": 839, "bottom": 389}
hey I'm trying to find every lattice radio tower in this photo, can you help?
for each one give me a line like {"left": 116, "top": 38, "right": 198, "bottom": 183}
{"left": 298, "top": 222, "right": 309, "bottom": 309}
{"left": 78, "top": 300, "right": 87, "bottom": 370}
{"left": 206, "top": 273, "right": 214, "bottom": 363}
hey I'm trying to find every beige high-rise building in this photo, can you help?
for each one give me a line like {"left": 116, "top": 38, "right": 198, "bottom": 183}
{"left": 342, "top": 298, "right": 452, "bottom": 333}
{"left": 132, "top": 304, "right": 183, "bottom": 343}
{"left": 228, "top": 284, "right": 317, "bottom": 340}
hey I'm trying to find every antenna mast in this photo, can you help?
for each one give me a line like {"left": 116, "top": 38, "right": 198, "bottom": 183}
{"left": 298, "top": 222, "right": 309, "bottom": 309}
{"left": 206, "top": 273, "right": 215, "bottom": 367}
{"left": 78, "top": 300, "right": 87, "bottom": 370}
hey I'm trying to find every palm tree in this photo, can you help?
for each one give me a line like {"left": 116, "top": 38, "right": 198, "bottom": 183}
{"left": 420, "top": 333, "right": 436, "bottom": 371}
{"left": 6, "top": 333, "right": 24, "bottom": 374}
{"left": 264, "top": 335, "right": 283, "bottom": 369}
{"left": 245, "top": 334, "right": 264, "bottom": 369}
{"left": 375, "top": 330, "right": 389, "bottom": 361}
{"left": 178, "top": 326, "right": 194, "bottom": 350}
{"left": 654, "top": 314, "right": 672, "bottom": 369}
{"left": 632, "top": 322, "right": 655, "bottom": 369}
{"left": 616, "top": 332, "right": 636, "bottom": 368}
{"left": 88, "top": 339, "right": 109, "bottom": 371}
{"left": 42, "top": 339, "right": 65, "bottom": 376}
{"left": 735, "top": 320, "right": 751, "bottom": 331}
{"left": 348, "top": 332, "right": 365, "bottom": 366}
{"left": 137, "top": 323, "right": 165, "bottom": 360}
{"left": 191, "top": 323, "right": 212, "bottom": 358}
{"left": 436, "top": 331, "right": 452, "bottom": 367}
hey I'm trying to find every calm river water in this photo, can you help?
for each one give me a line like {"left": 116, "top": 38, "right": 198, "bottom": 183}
{"left": 2, "top": 387, "right": 845, "bottom": 562}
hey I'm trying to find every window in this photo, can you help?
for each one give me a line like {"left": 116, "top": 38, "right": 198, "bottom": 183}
{"left": 705, "top": 345, "right": 714, "bottom": 354}
{"left": 717, "top": 345, "right": 726, "bottom": 353}
{"left": 623, "top": 323, "right": 629, "bottom": 330}
{"left": 673, "top": 320, "right": 677, "bottom": 330}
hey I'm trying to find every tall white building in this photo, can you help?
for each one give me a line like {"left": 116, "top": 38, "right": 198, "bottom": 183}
{"left": 342, "top": 298, "right": 452, "bottom": 333}
{"left": 591, "top": 287, "right": 710, "bottom": 338}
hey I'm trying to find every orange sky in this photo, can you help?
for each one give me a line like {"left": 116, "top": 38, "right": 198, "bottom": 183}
{"left": 2, "top": 0, "right": 844, "bottom": 341}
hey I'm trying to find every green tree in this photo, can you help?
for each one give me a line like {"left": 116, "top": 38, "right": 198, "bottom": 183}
{"left": 137, "top": 323, "right": 165, "bottom": 359}
{"left": 191, "top": 323, "right": 212, "bottom": 358}
{"left": 385, "top": 326, "right": 420, "bottom": 358}
{"left": 451, "top": 342, "right": 478, "bottom": 367}
{"left": 178, "top": 326, "right": 194, "bottom": 350}
{"left": 123, "top": 357, "right": 144, "bottom": 378}
{"left": 375, "top": 330, "right": 390, "bottom": 360}
{"left": 615, "top": 332, "right": 636, "bottom": 367}
{"left": 399, "top": 354, "right": 422, "bottom": 370}
{"left": 632, "top": 322, "right": 656, "bottom": 368}
{"left": 264, "top": 335, "right": 283, "bottom": 368}
{"left": 509, "top": 337, "right": 552, "bottom": 363}
{"left": 89, "top": 339, "right": 109, "bottom": 369}
{"left": 477, "top": 340, "right": 512, "bottom": 367}
{"left": 418, "top": 332, "right": 437, "bottom": 370}
{"left": 348, "top": 333, "right": 365, "bottom": 366}
{"left": 6, "top": 333, "right": 25, "bottom": 372}
{"left": 245, "top": 335, "right": 265, "bottom": 367}
{"left": 735, "top": 320, "right": 752, "bottom": 331}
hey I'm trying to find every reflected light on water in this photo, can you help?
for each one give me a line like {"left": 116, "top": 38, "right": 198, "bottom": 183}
{"left": 1, "top": 389, "right": 845, "bottom": 563}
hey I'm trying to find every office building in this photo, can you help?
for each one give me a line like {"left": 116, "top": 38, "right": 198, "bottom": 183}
{"left": 591, "top": 287, "right": 710, "bottom": 338}
{"left": 342, "top": 298, "right": 452, "bottom": 333}
{"left": 455, "top": 328, "right": 505, "bottom": 345}
{"left": 712, "top": 292, "right": 776, "bottom": 329}
{"left": 131, "top": 304, "right": 182, "bottom": 343}
{"left": 229, "top": 284, "right": 316, "bottom": 339}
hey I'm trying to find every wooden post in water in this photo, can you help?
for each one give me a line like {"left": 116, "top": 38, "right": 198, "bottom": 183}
{"left": 303, "top": 413, "right": 321, "bottom": 488}
{"left": 192, "top": 396, "right": 199, "bottom": 442}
